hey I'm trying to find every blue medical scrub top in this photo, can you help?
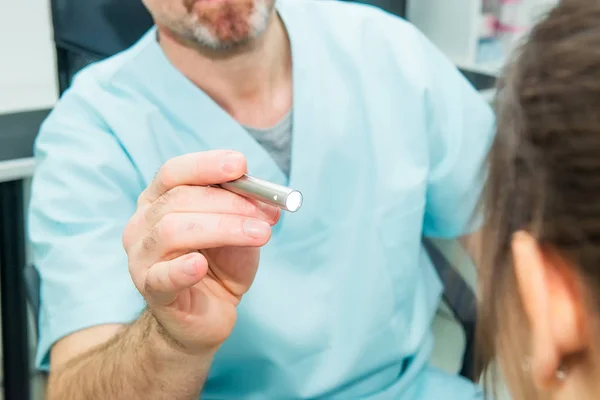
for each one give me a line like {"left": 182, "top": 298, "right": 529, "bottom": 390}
{"left": 28, "top": 0, "right": 495, "bottom": 398}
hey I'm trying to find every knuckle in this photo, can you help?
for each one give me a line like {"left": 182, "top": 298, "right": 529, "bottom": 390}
{"left": 156, "top": 190, "right": 171, "bottom": 208}
{"left": 142, "top": 231, "right": 159, "bottom": 252}
{"left": 144, "top": 272, "right": 159, "bottom": 295}
{"left": 143, "top": 278, "right": 153, "bottom": 296}
{"left": 124, "top": 210, "right": 155, "bottom": 252}
{"left": 144, "top": 265, "right": 162, "bottom": 294}
{"left": 155, "top": 213, "right": 180, "bottom": 247}
{"left": 136, "top": 189, "right": 149, "bottom": 207}
{"left": 122, "top": 220, "right": 136, "bottom": 250}
{"left": 169, "top": 186, "right": 192, "bottom": 209}
{"left": 156, "top": 163, "right": 176, "bottom": 193}
{"left": 147, "top": 191, "right": 170, "bottom": 220}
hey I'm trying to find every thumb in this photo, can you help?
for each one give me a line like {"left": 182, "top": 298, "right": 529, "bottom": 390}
{"left": 144, "top": 252, "right": 208, "bottom": 307}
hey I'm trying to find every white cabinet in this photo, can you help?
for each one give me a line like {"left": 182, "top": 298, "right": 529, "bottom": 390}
{"left": 408, "top": 0, "right": 483, "bottom": 72}
{"left": 407, "top": 0, "right": 559, "bottom": 77}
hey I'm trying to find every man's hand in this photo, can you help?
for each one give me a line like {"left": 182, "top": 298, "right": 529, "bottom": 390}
{"left": 122, "top": 150, "right": 280, "bottom": 353}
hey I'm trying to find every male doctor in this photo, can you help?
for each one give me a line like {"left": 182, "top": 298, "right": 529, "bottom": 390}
{"left": 28, "top": 0, "right": 495, "bottom": 398}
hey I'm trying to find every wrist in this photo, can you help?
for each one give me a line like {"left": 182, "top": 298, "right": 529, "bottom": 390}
{"left": 144, "top": 310, "right": 219, "bottom": 362}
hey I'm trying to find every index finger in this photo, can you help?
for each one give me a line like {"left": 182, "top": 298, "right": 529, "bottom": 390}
{"left": 139, "top": 150, "right": 247, "bottom": 205}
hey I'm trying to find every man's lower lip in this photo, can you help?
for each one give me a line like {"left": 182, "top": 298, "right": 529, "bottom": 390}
{"left": 188, "top": 0, "right": 225, "bottom": 7}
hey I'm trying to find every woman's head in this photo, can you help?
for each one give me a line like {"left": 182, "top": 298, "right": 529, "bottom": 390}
{"left": 479, "top": 1, "right": 600, "bottom": 399}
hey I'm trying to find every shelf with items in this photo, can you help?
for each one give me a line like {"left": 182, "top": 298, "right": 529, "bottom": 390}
{"left": 407, "top": 0, "right": 559, "bottom": 79}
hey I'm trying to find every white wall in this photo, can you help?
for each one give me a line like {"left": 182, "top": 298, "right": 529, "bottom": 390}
{"left": 0, "top": 0, "right": 58, "bottom": 114}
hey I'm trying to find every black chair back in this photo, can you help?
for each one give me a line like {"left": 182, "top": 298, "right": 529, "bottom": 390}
{"left": 51, "top": 0, "right": 153, "bottom": 94}
{"left": 350, "top": 0, "right": 407, "bottom": 16}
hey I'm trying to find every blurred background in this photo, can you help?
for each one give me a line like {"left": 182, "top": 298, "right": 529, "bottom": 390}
{"left": 0, "top": 0, "right": 557, "bottom": 399}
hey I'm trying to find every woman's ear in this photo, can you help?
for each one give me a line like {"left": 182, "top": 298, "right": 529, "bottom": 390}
{"left": 511, "top": 231, "right": 588, "bottom": 390}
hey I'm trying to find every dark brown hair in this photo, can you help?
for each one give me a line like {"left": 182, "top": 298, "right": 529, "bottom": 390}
{"left": 477, "top": 0, "right": 600, "bottom": 397}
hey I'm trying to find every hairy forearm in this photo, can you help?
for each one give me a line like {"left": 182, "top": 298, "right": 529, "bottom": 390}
{"left": 47, "top": 310, "right": 214, "bottom": 400}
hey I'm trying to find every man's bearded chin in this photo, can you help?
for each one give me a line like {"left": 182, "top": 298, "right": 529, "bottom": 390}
{"left": 186, "top": 0, "right": 272, "bottom": 50}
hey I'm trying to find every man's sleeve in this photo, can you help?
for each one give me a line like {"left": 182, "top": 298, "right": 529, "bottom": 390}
{"left": 28, "top": 93, "right": 146, "bottom": 370}
{"left": 417, "top": 34, "right": 497, "bottom": 238}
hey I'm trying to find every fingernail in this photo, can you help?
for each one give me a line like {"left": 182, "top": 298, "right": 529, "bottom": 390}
{"left": 182, "top": 257, "right": 199, "bottom": 276}
{"left": 221, "top": 153, "right": 244, "bottom": 174}
{"left": 243, "top": 219, "right": 270, "bottom": 239}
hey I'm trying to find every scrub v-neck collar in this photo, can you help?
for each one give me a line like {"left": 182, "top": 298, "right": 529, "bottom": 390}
{"left": 132, "top": 0, "right": 324, "bottom": 224}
